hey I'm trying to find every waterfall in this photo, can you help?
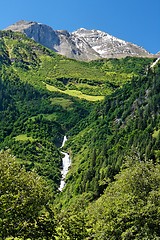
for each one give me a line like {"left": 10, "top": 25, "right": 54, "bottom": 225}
{"left": 59, "top": 136, "right": 71, "bottom": 191}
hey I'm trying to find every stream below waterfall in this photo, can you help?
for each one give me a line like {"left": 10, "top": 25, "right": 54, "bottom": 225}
{"left": 59, "top": 136, "right": 71, "bottom": 191}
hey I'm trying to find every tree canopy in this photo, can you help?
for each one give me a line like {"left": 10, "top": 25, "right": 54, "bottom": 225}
{"left": 88, "top": 159, "right": 160, "bottom": 239}
{"left": 0, "top": 151, "right": 56, "bottom": 240}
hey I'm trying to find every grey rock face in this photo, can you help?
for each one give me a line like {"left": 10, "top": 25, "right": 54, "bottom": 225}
{"left": 5, "top": 20, "right": 60, "bottom": 51}
{"left": 5, "top": 20, "right": 152, "bottom": 61}
{"left": 72, "top": 28, "right": 151, "bottom": 59}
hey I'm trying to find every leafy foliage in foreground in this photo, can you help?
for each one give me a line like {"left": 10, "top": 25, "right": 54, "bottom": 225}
{"left": 88, "top": 159, "right": 160, "bottom": 239}
{"left": 1, "top": 151, "right": 160, "bottom": 239}
{"left": 0, "top": 151, "right": 56, "bottom": 240}
{"left": 0, "top": 151, "right": 92, "bottom": 239}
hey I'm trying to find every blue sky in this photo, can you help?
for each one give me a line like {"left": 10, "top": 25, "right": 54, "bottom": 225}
{"left": 0, "top": 0, "right": 159, "bottom": 54}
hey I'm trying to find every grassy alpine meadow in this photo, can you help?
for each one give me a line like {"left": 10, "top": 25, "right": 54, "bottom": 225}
{"left": 45, "top": 83, "right": 104, "bottom": 101}
{"left": 0, "top": 31, "right": 154, "bottom": 102}
{"left": 14, "top": 134, "right": 35, "bottom": 142}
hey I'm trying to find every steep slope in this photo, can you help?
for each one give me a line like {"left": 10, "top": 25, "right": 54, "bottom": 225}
{"left": 0, "top": 30, "right": 155, "bottom": 193}
{"left": 1, "top": 29, "right": 160, "bottom": 240}
{"left": 5, "top": 20, "right": 152, "bottom": 61}
{"left": 0, "top": 30, "right": 153, "bottom": 100}
{"left": 0, "top": 31, "right": 94, "bottom": 191}
{"left": 72, "top": 28, "right": 151, "bottom": 59}
{"left": 60, "top": 62, "right": 160, "bottom": 204}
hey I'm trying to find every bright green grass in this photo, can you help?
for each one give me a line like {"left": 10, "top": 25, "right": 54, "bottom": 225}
{"left": 152, "top": 129, "right": 160, "bottom": 138}
{"left": 30, "top": 113, "right": 58, "bottom": 121}
{"left": 50, "top": 97, "right": 73, "bottom": 109}
{"left": 14, "top": 134, "right": 34, "bottom": 142}
{"left": 43, "top": 113, "right": 58, "bottom": 121}
{"left": 46, "top": 84, "right": 104, "bottom": 101}
{"left": 5, "top": 238, "right": 24, "bottom": 240}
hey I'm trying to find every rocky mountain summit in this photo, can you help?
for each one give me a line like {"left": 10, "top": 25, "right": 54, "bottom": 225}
{"left": 5, "top": 20, "right": 152, "bottom": 61}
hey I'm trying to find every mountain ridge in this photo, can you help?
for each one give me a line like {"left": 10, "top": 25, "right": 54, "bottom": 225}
{"left": 4, "top": 20, "right": 154, "bottom": 61}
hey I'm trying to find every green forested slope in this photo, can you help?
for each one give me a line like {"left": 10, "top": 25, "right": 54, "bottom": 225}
{"left": 60, "top": 63, "right": 160, "bottom": 204}
{"left": 0, "top": 30, "right": 160, "bottom": 239}
{"left": 0, "top": 31, "right": 94, "bottom": 191}
{"left": 0, "top": 66, "right": 92, "bottom": 191}
{"left": 0, "top": 30, "right": 154, "bottom": 190}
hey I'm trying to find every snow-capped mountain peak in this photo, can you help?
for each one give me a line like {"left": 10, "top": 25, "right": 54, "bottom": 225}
{"left": 4, "top": 20, "right": 152, "bottom": 61}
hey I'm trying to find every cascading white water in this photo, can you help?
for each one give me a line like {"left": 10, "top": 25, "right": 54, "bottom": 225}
{"left": 59, "top": 136, "right": 71, "bottom": 191}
